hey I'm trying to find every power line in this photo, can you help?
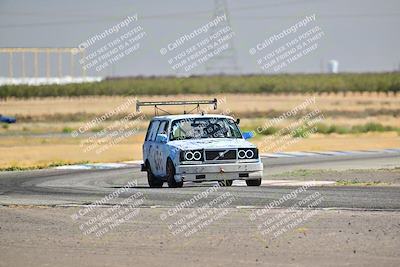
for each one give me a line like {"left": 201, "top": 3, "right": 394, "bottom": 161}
{"left": 1, "top": 12, "right": 399, "bottom": 29}
{"left": 0, "top": 0, "right": 314, "bottom": 18}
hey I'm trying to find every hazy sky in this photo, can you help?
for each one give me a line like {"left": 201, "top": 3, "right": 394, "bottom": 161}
{"left": 0, "top": 0, "right": 399, "bottom": 77}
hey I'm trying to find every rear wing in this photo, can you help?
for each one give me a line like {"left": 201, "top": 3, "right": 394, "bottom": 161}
{"left": 136, "top": 99, "right": 218, "bottom": 115}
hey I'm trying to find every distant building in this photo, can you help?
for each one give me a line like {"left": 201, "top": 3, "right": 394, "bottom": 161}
{"left": 328, "top": 60, "right": 339, "bottom": 73}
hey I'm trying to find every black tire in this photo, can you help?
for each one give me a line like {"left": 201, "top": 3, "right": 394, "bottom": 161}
{"left": 218, "top": 180, "right": 233, "bottom": 187}
{"left": 147, "top": 162, "right": 163, "bottom": 188}
{"left": 246, "top": 178, "right": 262, "bottom": 186}
{"left": 166, "top": 159, "right": 183, "bottom": 188}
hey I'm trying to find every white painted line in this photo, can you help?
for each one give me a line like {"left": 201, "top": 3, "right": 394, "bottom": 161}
{"left": 310, "top": 151, "right": 350, "bottom": 156}
{"left": 273, "top": 152, "right": 300, "bottom": 157}
{"left": 260, "top": 153, "right": 296, "bottom": 158}
{"left": 351, "top": 150, "right": 380, "bottom": 153}
{"left": 280, "top": 151, "right": 321, "bottom": 157}
{"left": 232, "top": 180, "right": 335, "bottom": 186}
{"left": 235, "top": 206, "right": 259, "bottom": 209}
{"left": 55, "top": 165, "right": 93, "bottom": 170}
{"left": 122, "top": 160, "right": 143, "bottom": 164}
{"left": 260, "top": 153, "right": 282, "bottom": 158}
{"left": 88, "top": 163, "right": 130, "bottom": 168}
{"left": 383, "top": 148, "right": 400, "bottom": 153}
{"left": 261, "top": 148, "right": 400, "bottom": 158}
{"left": 55, "top": 163, "right": 130, "bottom": 170}
{"left": 261, "top": 180, "right": 335, "bottom": 186}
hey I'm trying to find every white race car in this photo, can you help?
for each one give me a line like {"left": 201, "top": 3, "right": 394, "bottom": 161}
{"left": 142, "top": 111, "right": 263, "bottom": 187}
{"left": 138, "top": 100, "right": 263, "bottom": 188}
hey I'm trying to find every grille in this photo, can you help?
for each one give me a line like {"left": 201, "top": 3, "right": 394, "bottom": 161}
{"left": 205, "top": 149, "right": 236, "bottom": 161}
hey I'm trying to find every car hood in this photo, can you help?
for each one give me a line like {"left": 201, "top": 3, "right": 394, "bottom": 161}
{"left": 167, "top": 138, "right": 256, "bottom": 150}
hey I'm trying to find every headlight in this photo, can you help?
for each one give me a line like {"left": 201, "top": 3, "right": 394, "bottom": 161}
{"left": 180, "top": 150, "right": 204, "bottom": 162}
{"left": 238, "top": 150, "right": 246, "bottom": 159}
{"left": 185, "top": 151, "right": 194, "bottom": 160}
{"left": 193, "top": 151, "right": 202, "bottom": 160}
{"left": 238, "top": 148, "right": 258, "bottom": 159}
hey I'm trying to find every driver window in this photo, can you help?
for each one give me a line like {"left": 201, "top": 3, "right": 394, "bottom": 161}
{"left": 172, "top": 120, "right": 190, "bottom": 140}
{"left": 157, "top": 121, "right": 167, "bottom": 135}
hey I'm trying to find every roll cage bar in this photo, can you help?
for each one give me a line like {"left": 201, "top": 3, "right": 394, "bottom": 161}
{"left": 136, "top": 99, "right": 218, "bottom": 116}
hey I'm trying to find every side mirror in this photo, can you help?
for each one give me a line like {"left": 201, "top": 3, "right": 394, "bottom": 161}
{"left": 242, "top": 131, "right": 254, "bottom": 140}
{"left": 236, "top": 118, "right": 240, "bottom": 125}
{"left": 156, "top": 133, "right": 168, "bottom": 143}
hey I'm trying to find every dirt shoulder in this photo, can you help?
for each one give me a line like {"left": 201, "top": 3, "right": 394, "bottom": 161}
{"left": 270, "top": 168, "right": 400, "bottom": 185}
{"left": 0, "top": 207, "right": 399, "bottom": 267}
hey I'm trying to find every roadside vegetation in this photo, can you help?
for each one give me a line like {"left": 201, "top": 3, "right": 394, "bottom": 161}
{"left": 335, "top": 180, "right": 389, "bottom": 186}
{"left": 271, "top": 169, "right": 399, "bottom": 186}
{"left": 0, "top": 161, "right": 89, "bottom": 172}
{"left": 1, "top": 72, "right": 399, "bottom": 98}
{"left": 251, "top": 122, "right": 400, "bottom": 137}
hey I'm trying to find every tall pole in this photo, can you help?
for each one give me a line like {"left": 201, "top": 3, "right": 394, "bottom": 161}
{"left": 9, "top": 51, "right": 13, "bottom": 78}
{"left": 34, "top": 51, "right": 39, "bottom": 77}
{"left": 58, "top": 50, "right": 62, "bottom": 77}
{"left": 46, "top": 50, "right": 50, "bottom": 78}
{"left": 70, "top": 52, "right": 74, "bottom": 77}
{"left": 22, "top": 52, "right": 26, "bottom": 78}
{"left": 81, "top": 50, "right": 86, "bottom": 77}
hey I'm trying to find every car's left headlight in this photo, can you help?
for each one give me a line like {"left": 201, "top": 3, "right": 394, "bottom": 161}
{"left": 180, "top": 150, "right": 204, "bottom": 162}
{"left": 238, "top": 148, "right": 258, "bottom": 159}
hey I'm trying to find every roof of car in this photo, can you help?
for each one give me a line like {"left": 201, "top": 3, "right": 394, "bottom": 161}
{"left": 151, "top": 114, "right": 234, "bottom": 121}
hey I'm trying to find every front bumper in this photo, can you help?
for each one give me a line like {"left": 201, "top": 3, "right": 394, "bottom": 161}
{"left": 175, "top": 161, "right": 263, "bottom": 182}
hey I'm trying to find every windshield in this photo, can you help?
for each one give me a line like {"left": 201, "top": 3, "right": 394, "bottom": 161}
{"left": 170, "top": 117, "right": 242, "bottom": 141}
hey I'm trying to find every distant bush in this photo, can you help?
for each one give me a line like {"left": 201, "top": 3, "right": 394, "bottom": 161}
{"left": 1, "top": 73, "right": 399, "bottom": 98}
{"left": 351, "top": 122, "right": 393, "bottom": 133}
{"left": 257, "top": 122, "right": 399, "bottom": 136}
{"left": 326, "top": 125, "right": 350, "bottom": 134}
{"left": 292, "top": 125, "right": 310, "bottom": 138}
{"left": 90, "top": 126, "right": 104, "bottom": 133}
{"left": 258, "top": 127, "right": 279, "bottom": 135}
{"left": 62, "top": 127, "right": 73, "bottom": 133}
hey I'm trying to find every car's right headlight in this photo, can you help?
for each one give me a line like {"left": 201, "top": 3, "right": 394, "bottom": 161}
{"left": 238, "top": 148, "right": 258, "bottom": 159}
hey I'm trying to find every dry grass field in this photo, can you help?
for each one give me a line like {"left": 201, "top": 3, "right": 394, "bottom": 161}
{"left": 0, "top": 132, "right": 399, "bottom": 168}
{"left": 1, "top": 92, "right": 399, "bottom": 117}
{"left": 1, "top": 93, "right": 399, "bottom": 168}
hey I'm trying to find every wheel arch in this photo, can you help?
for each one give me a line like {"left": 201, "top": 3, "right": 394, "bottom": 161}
{"left": 166, "top": 156, "right": 175, "bottom": 170}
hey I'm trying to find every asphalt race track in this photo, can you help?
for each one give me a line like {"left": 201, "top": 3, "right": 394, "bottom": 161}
{"left": 1, "top": 150, "right": 400, "bottom": 267}
{"left": 1, "top": 150, "right": 399, "bottom": 210}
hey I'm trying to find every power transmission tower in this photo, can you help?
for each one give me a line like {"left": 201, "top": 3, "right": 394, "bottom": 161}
{"left": 205, "top": 0, "right": 240, "bottom": 75}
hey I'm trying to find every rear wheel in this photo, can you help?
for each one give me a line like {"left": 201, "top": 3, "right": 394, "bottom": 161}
{"left": 147, "top": 162, "right": 163, "bottom": 188}
{"left": 246, "top": 178, "right": 262, "bottom": 186}
{"left": 218, "top": 180, "right": 233, "bottom": 187}
{"left": 166, "top": 159, "right": 183, "bottom": 188}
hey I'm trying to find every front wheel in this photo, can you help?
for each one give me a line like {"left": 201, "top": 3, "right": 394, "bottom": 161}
{"left": 147, "top": 162, "right": 163, "bottom": 188}
{"left": 166, "top": 159, "right": 183, "bottom": 188}
{"left": 246, "top": 178, "right": 262, "bottom": 186}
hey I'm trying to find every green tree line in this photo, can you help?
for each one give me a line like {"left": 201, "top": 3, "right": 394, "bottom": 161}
{"left": 1, "top": 73, "right": 399, "bottom": 98}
